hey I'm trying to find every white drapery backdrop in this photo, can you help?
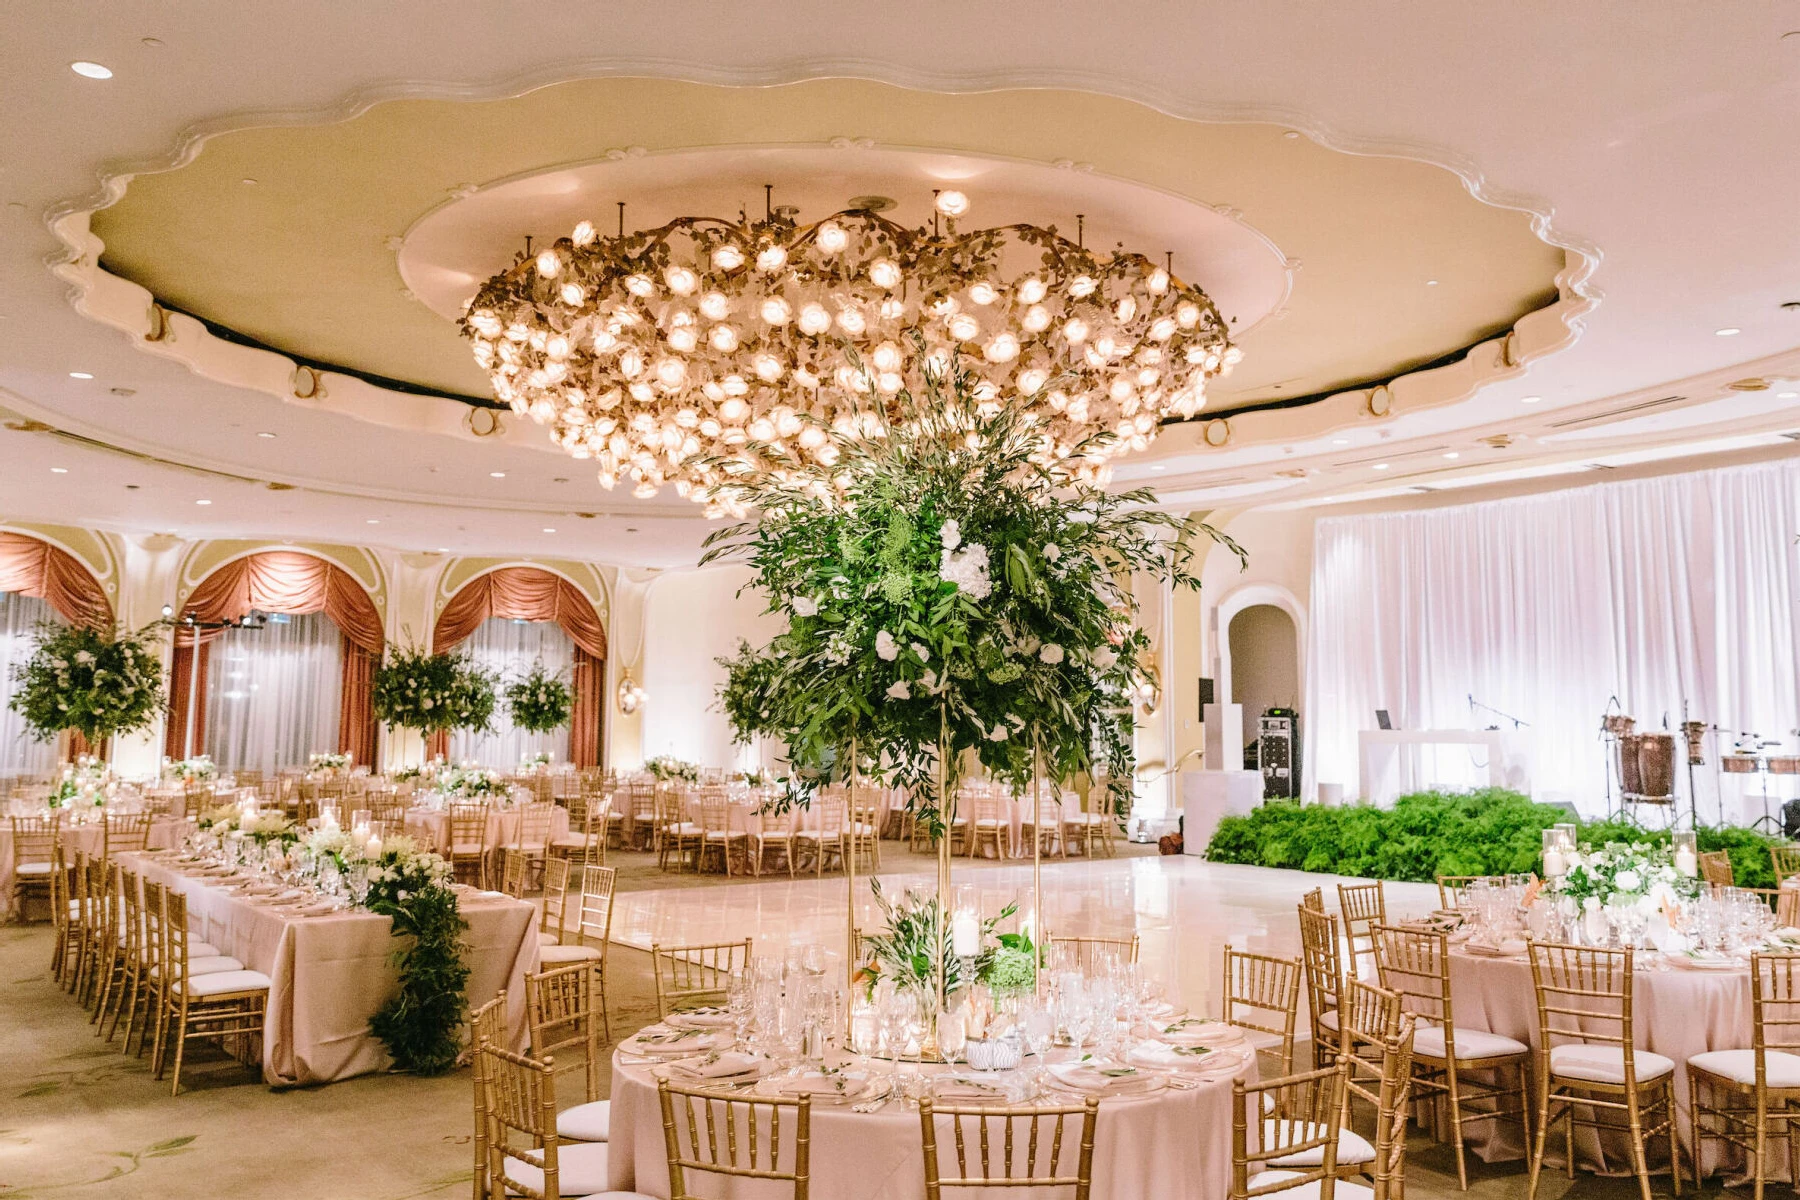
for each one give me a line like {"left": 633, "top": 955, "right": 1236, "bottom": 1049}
{"left": 449, "top": 617, "right": 573, "bottom": 768}
{"left": 205, "top": 611, "right": 343, "bottom": 775}
{"left": 1307, "top": 459, "right": 1800, "bottom": 818}
{"left": 0, "top": 590, "right": 59, "bottom": 779}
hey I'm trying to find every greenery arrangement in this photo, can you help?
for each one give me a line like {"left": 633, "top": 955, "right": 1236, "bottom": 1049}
{"left": 856, "top": 879, "right": 1028, "bottom": 998}
{"left": 371, "top": 646, "right": 498, "bottom": 736}
{"left": 362, "top": 839, "right": 468, "bottom": 1076}
{"left": 436, "top": 763, "right": 506, "bottom": 799}
{"left": 169, "top": 755, "right": 216, "bottom": 783}
{"left": 645, "top": 755, "right": 700, "bottom": 783}
{"left": 1204, "top": 788, "right": 1787, "bottom": 890}
{"left": 504, "top": 665, "right": 572, "bottom": 733}
{"left": 705, "top": 357, "right": 1241, "bottom": 828}
{"left": 308, "top": 751, "right": 350, "bottom": 772}
{"left": 8, "top": 619, "right": 166, "bottom": 744}
{"left": 1553, "top": 842, "right": 1702, "bottom": 908}
{"left": 49, "top": 756, "right": 111, "bottom": 808}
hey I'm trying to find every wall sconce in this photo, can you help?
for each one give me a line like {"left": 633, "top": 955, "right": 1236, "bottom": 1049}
{"left": 617, "top": 671, "right": 647, "bottom": 715}
{"left": 1130, "top": 665, "right": 1161, "bottom": 717}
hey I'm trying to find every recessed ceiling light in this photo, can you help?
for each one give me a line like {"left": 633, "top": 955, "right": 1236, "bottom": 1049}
{"left": 70, "top": 61, "right": 113, "bottom": 79}
{"left": 365, "top": 519, "right": 379, "bottom": 525}
{"left": 489, "top": 471, "right": 506, "bottom": 478}
{"left": 1331, "top": 438, "right": 1350, "bottom": 446}
{"left": 256, "top": 431, "right": 276, "bottom": 439}
{"left": 194, "top": 499, "right": 211, "bottom": 506}
{"left": 68, "top": 371, "right": 93, "bottom": 380}
{"left": 1425, "top": 279, "right": 1440, "bottom": 287}
{"left": 1443, "top": 452, "right": 1460, "bottom": 460}
{"left": 50, "top": 467, "right": 68, "bottom": 474}
{"left": 1372, "top": 463, "right": 1390, "bottom": 471}
{"left": 1282, "top": 130, "right": 1301, "bottom": 140}
{"left": 1149, "top": 465, "right": 1166, "bottom": 472}
{"left": 436, "top": 547, "right": 450, "bottom": 553}
{"left": 542, "top": 527, "right": 557, "bottom": 533}
{"left": 1716, "top": 328, "right": 1742, "bottom": 337}
{"left": 240, "top": 178, "right": 257, "bottom": 186}
{"left": 1779, "top": 391, "right": 1799, "bottom": 399}
{"left": 1520, "top": 395, "right": 1542, "bottom": 404}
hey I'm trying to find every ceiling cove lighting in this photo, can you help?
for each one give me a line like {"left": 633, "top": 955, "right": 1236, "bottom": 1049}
{"left": 461, "top": 191, "right": 1239, "bottom": 514}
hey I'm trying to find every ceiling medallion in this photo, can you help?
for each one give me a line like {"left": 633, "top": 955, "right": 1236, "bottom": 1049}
{"left": 461, "top": 191, "right": 1239, "bottom": 513}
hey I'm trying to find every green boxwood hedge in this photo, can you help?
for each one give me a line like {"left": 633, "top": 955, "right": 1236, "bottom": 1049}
{"left": 1203, "top": 788, "right": 1787, "bottom": 891}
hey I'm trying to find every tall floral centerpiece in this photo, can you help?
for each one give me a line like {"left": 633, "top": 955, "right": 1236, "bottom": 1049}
{"left": 707, "top": 359, "right": 1241, "bottom": 1037}
{"left": 504, "top": 665, "right": 571, "bottom": 734}
{"left": 7, "top": 619, "right": 167, "bottom": 757}
{"left": 371, "top": 646, "right": 498, "bottom": 749}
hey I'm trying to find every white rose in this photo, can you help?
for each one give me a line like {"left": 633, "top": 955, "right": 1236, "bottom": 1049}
{"left": 1091, "top": 647, "right": 1118, "bottom": 671}
{"left": 910, "top": 642, "right": 929, "bottom": 662}
{"left": 939, "top": 518, "right": 962, "bottom": 550}
{"left": 791, "top": 596, "right": 819, "bottom": 617}
{"left": 1043, "top": 543, "right": 1061, "bottom": 562}
{"left": 886, "top": 680, "right": 911, "bottom": 700}
{"left": 875, "top": 631, "right": 899, "bottom": 661}
{"left": 1039, "top": 644, "right": 1065, "bottom": 665}
{"left": 421, "top": 697, "right": 435, "bottom": 710}
{"left": 1614, "top": 869, "right": 1641, "bottom": 893}
{"left": 987, "top": 723, "right": 1010, "bottom": 742}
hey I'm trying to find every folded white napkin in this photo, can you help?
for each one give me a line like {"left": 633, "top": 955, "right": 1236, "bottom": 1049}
{"left": 1154, "top": 1019, "right": 1240, "bottom": 1047}
{"left": 768, "top": 1071, "right": 862, "bottom": 1098}
{"left": 666, "top": 1051, "right": 761, "bottom": 1079}
{"left": 1129, "top": 1040, "right": 1238, "bottom": 1072}
{"left": 627, "top": 1027, "right": 721, "bottom": 1056}
{"left": 667, "top": 1006, "right": 735, "bottom": 1030}
{"left": 1048, "top": 1060, "right": 1162, "bottom": 1095}
{"left": 931, "top": 1075, "right": 1014, "bottom": 1103}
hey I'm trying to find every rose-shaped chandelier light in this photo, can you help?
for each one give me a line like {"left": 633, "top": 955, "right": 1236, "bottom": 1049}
{"left": 461, "top": 192, "right": 1240, "bottom": 514}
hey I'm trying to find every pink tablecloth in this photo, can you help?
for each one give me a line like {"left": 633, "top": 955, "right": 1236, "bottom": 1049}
{"left": 605, "top": 1051, "right": 1250, "bottom": 1199}
{"left": 403, "top": 805, "right": 569, "bottom": 855}
{"left": 0, "top": 816, "right": 189, "bottom": 918}
{"left": 123, "top": 851, "right": 538, "bottom": 1085}
{"left": 1450, "top": 949, "right": 1760, "bottom": 1180}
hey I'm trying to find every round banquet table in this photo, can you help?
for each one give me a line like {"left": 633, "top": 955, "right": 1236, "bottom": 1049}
{"left": 604, "top": 1047, "right": 1253, "bottom": 1199}
{"left": 402, "top": 804, "right": 569, "bottom": 855}
{"left": 0, "top": 813, "right": 189, "bottom": 918}
{"left": 1449, "top": 946, "right": 1771, "bottom": 1182}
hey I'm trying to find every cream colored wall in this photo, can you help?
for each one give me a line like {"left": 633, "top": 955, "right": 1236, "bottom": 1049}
{"left": 637, "top": 565, "right": 782, "bottom": 770}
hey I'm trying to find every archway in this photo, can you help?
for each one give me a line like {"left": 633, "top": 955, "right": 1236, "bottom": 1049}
{"left": 429, "top": 567, "right": 606, "bottom": 768}
{"left": 1228, "top": 604, "right": 1301, "bottom": 766}
{"left": 0, "top": 532, "right": 113, "bottom": 771}
{"left": 164, "top": 551, "right": 384, "bottom": 769}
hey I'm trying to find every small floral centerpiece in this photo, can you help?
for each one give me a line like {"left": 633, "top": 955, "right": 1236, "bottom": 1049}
{"left": 856, "top": 880, "right": 1026, "bottom": 999}
{"left": 519, "top": 750, "right": 553, "bottom": 770}
{"left": 170, "top": 755, "right": 216, "bottom": 783}
{"left": 49, "top": 755, "right": 113, "bottom": 808}
{"left": 197, "top": 804, "right": 240, "bottom": 833}
{"left": 309, "top": 751, "right": 351, "bottom": 773}
{"left": 237, "top": 810, "right": 296, "bottom": 847}
{"left": 1553, "top": 841, "right": 1702, "bottom": 917}
{"left": 8, "top": 619, "right": 167, "bottom": 746}
{"left": 505, "top": 666, "right": 572, "bottom": 734}
{"left": 371, "top": 646, "right": 498, "bottom": 736}
{"left": 646, "top": 755, "right": 700, "bottom": 784}
{"left": 438, "top": 763, "right": 506, "bottom": 800}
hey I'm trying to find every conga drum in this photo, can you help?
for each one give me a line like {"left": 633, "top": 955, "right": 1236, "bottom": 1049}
{"left": 1619, "top": 734, "right": 1646, "bottom": 796}
{"left": 1768, "top": 756, "right": 1800, "bottom": 776}
{"left": 1635, "top": 734, "right": 1676, "bottom": 799}
{"left": 1723, "top": 755, "right": 1762, "bottom": 775}
{"left": 1604, "top": 714, "right": 1638, "bottom": 737}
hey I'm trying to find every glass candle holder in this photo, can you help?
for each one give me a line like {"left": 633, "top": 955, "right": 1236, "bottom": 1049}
{"left": 1672, "top": 830, "right": 1698, "bottom": 878}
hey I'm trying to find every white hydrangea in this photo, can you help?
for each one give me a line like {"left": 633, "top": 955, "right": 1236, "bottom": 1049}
{"left": 987, "top": 722, "right": 1010, "bottom": 742}
{"left": 1091, "top": 646, "right": 1118, "bottom": 671}
{"left": 1043, "top": 543, "right": 1062, "bottom": 562}
{"left": 939, "top": 543, "right": 992, "bottom": 600}
{"left": 791, "top": 596, "right": 819, "bottom": 617}
{"left": 875, "top": 630, "right": 899, "bottom": 661}
{"left": 1039, "top": 644, "right": 1065, "bottom": 665}
{"left": 939, "top": 518, "right": 962, "bottom": 550}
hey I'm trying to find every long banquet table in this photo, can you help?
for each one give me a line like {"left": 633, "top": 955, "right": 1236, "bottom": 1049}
{"left": 124, "top": 850, "right": 538, "bottom": 1085}
{"left": 605, "top": 1047, "right": 1254, "bottom": 1199}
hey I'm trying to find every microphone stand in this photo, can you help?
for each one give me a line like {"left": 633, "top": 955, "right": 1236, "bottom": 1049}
{"left": 1467, "top": 695, "right": 1530, "bottom": 730}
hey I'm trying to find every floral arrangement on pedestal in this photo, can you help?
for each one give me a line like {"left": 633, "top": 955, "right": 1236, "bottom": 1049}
{"left": 437, "top": 763, "right": 506, "bottom": 800}
{"left": 504, "top": 666, "right": 571, "bottom": 734}
{"left": 371, "top": 646, "right": 498, "bottom": 737}
{"left": 308, "top": 751, "right": 351, "bottom": 773}
{"left": 645, "top": 755, "right": 700, "bottom": 784}
{"left": 707, "top": 359, "right": 1240, "bottom": 827}
{"left": 7, "top": 619, "right": 167, "bottom": 748}
{"left": 170, "top": 755, "right": 216, "bottom": 784}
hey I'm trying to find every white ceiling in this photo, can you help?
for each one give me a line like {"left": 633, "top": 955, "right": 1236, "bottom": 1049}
{"left": 1, "top": 2, "right": 1797, "bottom": 565}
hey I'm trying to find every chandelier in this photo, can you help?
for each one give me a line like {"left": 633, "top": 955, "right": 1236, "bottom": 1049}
{"left": 461, "top": 191, "right": 1239, "bottom": 513}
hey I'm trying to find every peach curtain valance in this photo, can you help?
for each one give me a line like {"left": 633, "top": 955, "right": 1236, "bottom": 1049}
{"left": 0, "top": 532, "right": 111, "bottom": 628}
{"left": 174, "top": 551, "right": 383, "bottom": 653}
{"left": 431, "top": 568, "right": 606, "bottom": 659}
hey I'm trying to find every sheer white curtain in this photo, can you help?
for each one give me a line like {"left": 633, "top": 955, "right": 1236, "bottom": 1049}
{"left": 0, "top": 591, "right": 58, "bottom": 779}
{"left": 205, "top": 611, "right": 343, "bottom": 775}
{"left": 449, "top": 617, "right": 573, "bottom": 768}
{"left": 1307, "top": 459, "right": 1800, "bottom": 818}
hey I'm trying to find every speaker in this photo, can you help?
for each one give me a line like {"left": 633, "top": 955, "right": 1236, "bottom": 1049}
{"left": 1198, "top": 678, "right": 1215, "bottom": 709}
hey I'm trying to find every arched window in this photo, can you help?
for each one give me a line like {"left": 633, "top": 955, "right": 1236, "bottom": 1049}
{"left": 0, "top": 532, "right": 113, "bottom": 777}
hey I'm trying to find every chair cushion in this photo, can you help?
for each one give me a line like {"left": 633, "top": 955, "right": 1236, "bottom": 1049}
{"left": 1549, "top": 1043, "right": 1675, "bottom": 1084}
{"left": 1413, "top": 1024, "right": 1530, "bottom": 1062}
{"left": 1248, "top": 1171, "right": 1374, "bottom": 1199}
{"left": 177, "top": 969, "right": 271, "bottom": 997}
{"left": 505, "top": 1142, "right": 610, "bottom": 1196}
{"left": 1265, "top": 1122, "right": 1376, "bottom": 1167}
{"left": 550, "top": 836, "right": 588, "bottom": 849}
{"left": 1689, "top": 1048, "right": 1800, "bottom": 1088}
{"left": 452, "top": 843, "right": 486, "bottom": 855}
{"left": 190, "top": 940, "right": 223, "bottom": 959}
{"left": 187, "top": 954, "right": 247, "bottom": 976}
{"left": 539, "top": 943, "right": 601, "bottom": 964}
{"left": 539, "top": 931, "right": 564, "bottom": 948}
{"left": 1315, "top": 1010, "right": 1339, "bottom": 1032}
{"left": 557, "top": 1099, "right": 612, "bottom": 1142}
{"left": 662, "top": 822, "right": 702, "bottom": 835}
{"left": 14, "top": 862, "right": 52, "bottom": 876}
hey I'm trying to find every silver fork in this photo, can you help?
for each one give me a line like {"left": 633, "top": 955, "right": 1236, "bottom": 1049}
{"left": 852, "top": 1084, "right": 894, "bottom": 1113}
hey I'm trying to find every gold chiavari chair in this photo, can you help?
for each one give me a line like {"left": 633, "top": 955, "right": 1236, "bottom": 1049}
{"left": 99, "top": 865, "right": 145, "bottom": 1043}
{"left": 661, "top": 1080, "right": 810, "bottom": 1200}
{"left": 468, "top": 991, "right": 509, "bottom": 1200}
{"left": 1046, "top": 933, "right": 1140, "bottom": 973}
{"left": 1356, "top": 1016, "right": 1419, "bottom": 1200}
{"left": 967, "top": 788, "right": 1011, "bottom": 860}
{"left": 1375, "top": 922, "right": 1531, "bottom": 1190}
{"left": 848, "top": 793, "right": 881, "bottom": 873}
{"left": 538, "top": 857, "right": 574, "bottom": 946}
{"left": 1297, "top": 903, "right": 1346, "bottom": 1069}
{"left": 500, "top": 849, "right": 532, "bottom": 899}
{"left": 102, "top": 811, "right": 155, "bottom": 859}
{"left": 1689, "top": 950, "right": 1800, "bottom": 1199}
{"left": 1697, "top": 852, "right": 1735, "bottom": 890}
{"left": 526, "top": 962, "right": 611, "bottom": 1144}
{"left": 1336, "top": 881, "right": 1386, "bottom": 980}
{"left": 546, "top": 792, "right": 598, "bottom": 870}
{"left": 480, "top": 1044, "right": 618, "bottom": 1199}
{"left": 795, "top": 793, "right": 847, "bottom": 877}
{"left": 1772, "top": 847, "right": 1800, "bottom": 888}
{"left": 1301, "top": 887, "right": 1325, "bottom": 913}
{"left": 919, "top": 1097, "right": 1096, "bottom": 1199}
{"left": 655, "top": 790, "right": 703, "bottom": 873}
{"left": 539, "top": 865, "right": 615, "bottom": 1042}
{"left": 1525, "top": 942, "right": 1682, "bottom": 1200}
{"left": 1435, "top": 874, "right": 1506, "bottom": 912}
{"left": 88, "top": 859, "right": 130, "bottom": 1025}
{"left": 152, "top": 888, "right": 270, "bottom": 1095}
{"left": 699, "top": 795, "right": 749, "bottom": 876}
{"left": 1230, "top": 1058, "right": 1350, "bottom": 1200}
{"left": 1778, "top": 888, "right": 1800, "bottom": 930}
{"left": 509, "top": 799, "right": 559, "bottom": 887}
{"left": 625, "top": 781, "right": 658, "bottom": 851}
{"left": 8, "top": 812, "right": 60, "bottom": 921}
{"left": 1262, "top": 979, "right": 1399, "bottom": 1184}
{"left": 652, "top": 937, "right": 754, "bottom": 1019}
{"left": 181, "top": 789, "right": 210, "bottom": 821}
{"left": 48, "top": 845, "right": 79, "bottom": 985}
{"left": 235, "top": 768, "right": 264, "bottom": 790}
{"left": 448, "top": 801, "right": 494, "bottom": 888}
{"left": 747, "top": 804, "right": 797, "bottom": 878}
{"left": 1223, "top": 945, "right": 1304, "bottom": 1076}
{"left": 1018, "top": 787, "right": 1066, "bottom": 859}
{"left": 73, "top": 854, "right": 109, "bottom": 1005}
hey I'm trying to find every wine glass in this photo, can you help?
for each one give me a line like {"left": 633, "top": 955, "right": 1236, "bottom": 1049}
{"left": 726, "top": 969, "right": 752, "bottom": 1049}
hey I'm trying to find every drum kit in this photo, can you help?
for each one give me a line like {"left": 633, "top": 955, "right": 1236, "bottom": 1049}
{"left": 1603, "top": 701, "right": 1800, "bottom": 831}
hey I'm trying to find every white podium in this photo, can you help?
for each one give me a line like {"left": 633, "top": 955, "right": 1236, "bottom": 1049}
{"left": 1182, "top": 769, "right": 1265, "bottom": 856}
{"left": 1356, "top": 728, "right": 1531, "bottom": 806}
